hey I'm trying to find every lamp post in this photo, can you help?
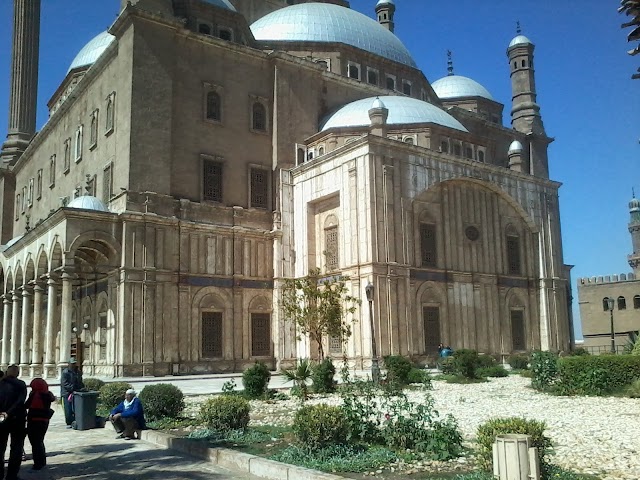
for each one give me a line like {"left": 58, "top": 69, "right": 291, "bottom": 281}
{"left": 607, "top": 297, "right": 616, "bottom": 354}
{"left": 364, "top": 281, "right": 380, "bottom": 383}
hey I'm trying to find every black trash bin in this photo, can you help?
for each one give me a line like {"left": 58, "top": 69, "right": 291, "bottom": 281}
{"left": 73, "top": 391, "right": 99, "bottom": 430}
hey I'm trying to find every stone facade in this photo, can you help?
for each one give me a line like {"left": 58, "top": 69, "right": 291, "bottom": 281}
{"left": 0, "top": 0, "right": 573, "bottom": 378}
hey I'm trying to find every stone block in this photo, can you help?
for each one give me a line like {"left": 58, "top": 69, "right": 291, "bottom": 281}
{"left": 248, "top": 457, "right": 290, "bottom": 479}
{"left": 217, "top": 448, "right": 252, "bottom": 472}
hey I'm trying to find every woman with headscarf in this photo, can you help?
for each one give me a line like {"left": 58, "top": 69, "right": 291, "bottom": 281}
{"left": 25, "top": 378, "right": 55, "bottom": 471}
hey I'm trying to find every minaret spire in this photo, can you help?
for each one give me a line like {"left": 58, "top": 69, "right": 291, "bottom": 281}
{"left": 516, "top": 20, "right": 522, "bottom": 35}
{"left": 447, "top": 50, "right": 454, "bottom": 76}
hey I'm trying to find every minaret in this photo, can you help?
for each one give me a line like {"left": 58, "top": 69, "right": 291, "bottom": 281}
{"left": 375, "top": 0, "right": 395, "bottom": 33}
{"left": 0, "top": 0, "right": 41, "bottom": 165}
{"left": 628, "top": 191, "right": 640, "bottom": 275}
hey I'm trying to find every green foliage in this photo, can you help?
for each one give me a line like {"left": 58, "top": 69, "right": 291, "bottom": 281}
{"left": 476, "top": 354, "right": 497, "bottom": 368}
{"left": 383, "top": 355, "right": 414, "bottom": 386}
{"left": 339, "top": 379, "right": 386, "bottom": 443}
{"left": 221, "top": 379, "right": 237, "bottom": 395}
{"left": 452, "top": 349, "right": 481, "bottom": 379}
{"left": 292, "top": 404, "right": 348, "bottom": 450}
{"left": 519, "top": 369, "right": 533, "bottom": 378}
{"left": 98, "top": 382, "right": 133, "bottom": 409}
{"left": 626, "top": 378, "right": 640, "bottom": 398}
{"left": 530, "top": 350, "right": 559, "bottom": 391}
{"left": 542, "top": 464, "right": 601, "bottom": 480}
{"left": 280, "top": 268, "right": 359, "bottom": 360}
{"left": 556, "top": 355, "right": 640, "bottom": 395}
{"left": 83, "top": 378, "right": 105, "bottom": 392}
{"left": 199, "top": 395, "right": 250, "bottom": 432}
{"left": 188, "top": 427, "right": 274, "bottom": 446}
{"left": 569, "top": 347, "right": 590, "bottom": 356}
{"left": 138, "top": 383, "right": 185, "bottom": 420}
{"left": 476, "top": 417, "right": 551, "bottom": 472}
{"left": 147, "top": 416, "right": 198, "bottom": 430}
{"left": 632, "top": 338, "right": 640, "bottom": 356}
{"left": 270, "top": 444, "right": 398, "bottom": 473}
{"left": 282, "top": 358, "right": 313, "bottom": 399}
{"left": 407, "top": 367, "right": 432, "bottom": 387}
{"left": 477, "top": 365, "right": 509, "bottom": 378}
{"left": 311, "top": 358, "right": 336, "bottom": 394}
{"left": 242, "top": 362, "right": 271, "bottom": 399}
{"left": 508, "top": 354, "right": 530, "bottom": 370}
{"left": 440, "top": 357, "right": 455, "bottom": 374}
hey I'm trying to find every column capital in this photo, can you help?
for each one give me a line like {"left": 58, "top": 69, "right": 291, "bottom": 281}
{"left": 2, "top": 295, "right": 10, "bottom": 305}
{"left": 12, "top": 290, "right": 20, "bottom": 300}
{"left": 21, "top": 285, "right": 33, "bottom": 296}
{"left": 33, "top": 282, "right": 44, "bottom": 293}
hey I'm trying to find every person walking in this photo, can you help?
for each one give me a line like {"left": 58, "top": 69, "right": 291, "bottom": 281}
{"left": 60, "top": 358, "right": 84, "bottom": 428}
{"left": 0, "top": 365, "right": 27, "bottom": 480}
{"left": 26, "top": 378, "right": 55, "bottom": 471}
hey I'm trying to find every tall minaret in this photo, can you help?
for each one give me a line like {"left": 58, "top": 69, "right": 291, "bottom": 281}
{"left": 375, "top": 0, "right": 395, "bottom": 33}
{"left": 628, "top": 191, "right": 640, "bottom": 275}
{"left": 0, "top": 0, "right": 41, "bottom": 165}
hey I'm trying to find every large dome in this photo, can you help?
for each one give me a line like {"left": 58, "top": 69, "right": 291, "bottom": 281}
{"left": 250, "top": 3, "right": 416, "bottom": 67}
{"left": 68, "top": 31, "right": 115, "bottom": 73}
{"left": 432, "top": 75, "right": 494, "bottom": 101}
{"left": 202, "top": 0, "right": 236, "bottom": 11}
{"left": 320, "top": 96, "right": 468, "bottom": 132}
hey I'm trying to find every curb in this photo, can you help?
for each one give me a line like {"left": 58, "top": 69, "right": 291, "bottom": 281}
{"left": 139, "top": 429, "right": 346, "bottom": 480}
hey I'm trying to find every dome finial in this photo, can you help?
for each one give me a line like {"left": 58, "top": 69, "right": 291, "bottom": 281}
{"left": 516, "top": 20, "right": 522, "bottom": 35}
{"left": 447, "top": 50, "right": 454, "bottom": 76}
{"left": 633, "top": 187, "right": 636, "bottom": 199}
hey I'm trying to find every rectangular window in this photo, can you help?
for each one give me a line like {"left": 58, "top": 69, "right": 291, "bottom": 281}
{"left": 347, "top": 62, "right": 361, "bottom": 80}
{"left": 105, "top": 92, "right": 116, "bottom": 134}
{"left": 250, "top": 167, "right": 268, "bottom": 209}
{"left": 36, "top": 169, "right": 42, "bottom": 200}
{"left": 75, "top": 126, "right": 83, "bottom": 162}
{"left": 203, "top": 159, "right": 223, "bottom": 202}
{"left": 506, "top": 236, "right": 521, "bottom": 275}
{"left": 402, "top": 80, "right": 412, "bottom": 96}
{"left": 103, "top": 163, "right": 113, "bottom": 204}
{"left": 251, "top": 313, "right": 271, "bottom": 356}
{"left": 202, "top": 311, "right": 223, "bottom": 357}
{"left": 511, "top": 310, "right": 525, "bottom": 350}
{"left": 87, "top": 175, "right": 96, "bottom": 196}
{"left": 325, "top": 226, "right": 339, "bottom": 271}
{"left": 99, "top": 313, "right": 107, "bottom": 361}
{"left": 49, "top": 155, "right": 56, "bottom": 187}
{"left": 89, "top": 109, "right": 99, "bottom": 148}
{"left": 329, "top": 334, "right": 342, "bottom": 354}
{"left": 28, "top": 178, "right": 34, "bottom": 207}
{"left": 386, "top": 75, "right": 396, "bottom": 90}
{"left": 423, "top": 306, "right": 441, "bottom": 353}
{"left": 15, "top": 195, "right": 20, "bottom": 221}
{"left": 21, "top": 186, "right": 26, "bottom": 213}
{"left": 366, "top": 67, "right": 378, "bottom": 85}
{"left": 64, "top": 138, "right": 71, "bottom": 172}
{"left": 420, "top": 223, "right": 437, "bottom": 267}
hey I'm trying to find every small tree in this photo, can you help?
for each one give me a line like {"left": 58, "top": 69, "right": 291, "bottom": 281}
{"left": 281, "top": 268, "right": 358, "bottom": 360}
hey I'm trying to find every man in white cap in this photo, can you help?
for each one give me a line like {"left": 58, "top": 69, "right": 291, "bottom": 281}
{"left": 108, "top": 388, "right": 145, "bottom": 440}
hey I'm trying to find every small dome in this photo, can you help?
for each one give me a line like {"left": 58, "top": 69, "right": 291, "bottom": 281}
{"left": 202, "top": 0, "right": 237, "bottom": 11}
{"left": 68, "top": 31, "right": 115, "bottom": 73}
{"left": 321, "top": 96, "right": 468, "bottom": 132}
{"left": 250, "top": 3, "right": 416, "bottom": 67}
{"left": 376, "top": 0, "right": 395, "bottom": 6}
{"left": 67, "top": 195, "right": 109, "bottom": 212}
{"left": 432, "top": 75, "right": 494, "bottom": 101}
{"left": 4, "top": 235, "right": 23, "bottom": 250}
{"left": 371, "top": 97, "right": 387, "bottom": 110}
{"left": 508, "top": 140, "right": 523, "bottom": 154}
{"left": 508, "top": 34, "right": 532, "bottom": 48}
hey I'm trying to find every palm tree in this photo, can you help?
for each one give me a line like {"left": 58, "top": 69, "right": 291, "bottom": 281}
{"left": 281, "top": 358, "right": 313, "bottom": 400}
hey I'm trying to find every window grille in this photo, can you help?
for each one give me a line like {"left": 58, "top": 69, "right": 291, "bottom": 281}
{"left": 206, "top": 91, "right": 221, "bottom": 121}
{"left": 202, "top": 311, "right": 223, "bottom": 357}
{"left": 252, "top": 102, "right": 266, "bottom": 131}
{"left": 103, "top": 164, "right": 113, "bottom": 203}
{"left": 603, "top": 297, "right": 610, "bottom": 311}
{"left": 511, "top": 310, "right": 525, "bottom": 350}
{"left": 329, "top": 334, "right": 342, "bottom": 354}
{"left": 506, "top": 235, "right": 521, "bottom": 275}
{"left": 250, "top": 168, "right": 268, "bottom": 209}
{"left": 251, "top": 313, "right": 270, "bottom": 356}
{"left": 420, "top": 223, "right": 437, "bottom": 267}
{"left": 325, "top": 226, "right": 339, "bottom": 271}
{"left": 348, "top": 64, "right": 360, "bottom": 79}
{"left": 423, "top": 306, "right": 441, "bottom": 352}
{"left": 203, "top": 160, "right": 223, "bottom": 202}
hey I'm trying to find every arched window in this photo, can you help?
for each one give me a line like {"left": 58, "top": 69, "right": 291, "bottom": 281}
{"left": 634, "top": 295, "right": 640, "bottom": 309}
{"left": 199, "top": 24, "right": 211, "bottom": 35}
{"left": 297, "top": 148, "right": 305, "bottom": 165}
{"left": 386, "top": 76, "right": 395, "bottom": 90}
{"left": 318, "top": 146, "right": 324, "bottom": 156}
{"left": 252, "top": 102, "right": 266, "bottom": 131}
{"left": 440, "top": 140, "right": 449, "bottom": 153}
{"left": 402, "top": 81, "right": 412, "bottom": 96}
{"left": 603, "top": 297, "right": 611, "bottom": 311}
{"left": 618, "top": 296, "right": 627, "bottom": 310}
{"left": 521, "top": 59, "right": 526, "bottom": 68}
{"left": 478, "top": 150, "right": 485, "bottom": 162}
{"left": 105, "top": 92, "right": 115, "bottom": 133}
{"left": 513, "top": 61, "right": 517, "bottom": 69}
{"left": 367, "top": 69, "right": 378, "bottom": 85}
{"left": 506, "top": 227, "right": 521, "bottom": 275}
{"left": 206, "top": 91, "right": 221, "bottom": 121}
{"left": 74, "top": 126, "right": 83, "bottom": 161}
{"left": 404, "top": 137, "right": 414, "bottom": 145}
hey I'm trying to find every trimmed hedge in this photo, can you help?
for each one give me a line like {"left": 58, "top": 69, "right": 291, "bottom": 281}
{"left": 557, "top": 355, "right": 640, "bottom": 395}
{"left": 508, "top": 354, "right": 529, "bottom": 370}
{"left": 199, "top": 395, "right": 250, "bottom": 432}
{"left": 99, "top": 382, "right": 133, "bottom": 409}
{"left": 138, "top": 383, "right": 185, "bottom": 420}
{"left": 293, "top": 404, "right": 348, "bottom": 450}
{"left": 83, "top": 378, "right": 106, "bottom": 392}
{"left": 242, "top": 362, "right": 271, "bottom": 399}
{"left": 312, "top": 358, "right": 336, "bottom": 394}
{"left": 383, "top": 355, "right": 413, "bottom": 385}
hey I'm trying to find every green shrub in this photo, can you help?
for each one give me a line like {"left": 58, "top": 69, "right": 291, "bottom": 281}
{"left": 476, "top": 354, "right": 497, "bottom": 369}
{"left": 293, "top": 404, "right": 348, "bottom": 450}
{"left": 452, "top": 349, "right": 480, "bottom": 379}
{"left": 312, "top": 358, "right": 336, "bottom": 394}
{"left": 632, "top": 339, "right": 640, "bottom": 356}
{"left": 556, "top": 355, "right": 640, "bottom": 394}
{"left": 530, "top": 350, "right": 559, "bottom": 391}
{"left": 98, "top": 382, "right": 133, "bottom": 409}
{"left": 569, "top": 347, "right": 590, "bottom": 356}
{"left": 626, "top": 378, "right": 640, "bottom": 398}
{"left": 242, "top": 362, "right": 271, "bottom": 399}
{"left": 520, "top": 369, "right": 533, "bottom": 378}
{"left": 83, "top": 378, "right": 105, "bottom": 392}
{"left": 476, "top": 417, "right": 551, "bottom": 472}
{"left": 508, "top": 354, "right": 529, "bottom": 370}
{"left": 440, "top": 357, "right": 455, "bottom": 374}
{"left": 199, "top": 395, "right": 250, "bottom": 432}
{"left": 138, "top": 383, "right": 185, "bottom": 420}
{"left": 407, "top": 367, "right": 432, "bottom": 387}
{"left": 383, "top": 355, "right": 413, "bottom": 385}
{"left": 477, "top": 365, "right": 508, "bottom": 378}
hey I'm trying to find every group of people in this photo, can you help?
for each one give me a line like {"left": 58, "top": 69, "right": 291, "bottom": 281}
{"left": 0, "top": 365, "right": 55, "bottom": 480}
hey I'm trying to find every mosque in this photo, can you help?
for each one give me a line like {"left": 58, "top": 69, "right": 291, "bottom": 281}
{"left": 0, "top": 0, "right": 573, "bottom": 378}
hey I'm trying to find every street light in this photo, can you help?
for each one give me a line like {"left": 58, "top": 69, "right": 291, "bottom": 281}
{"left": 607, "top": 297, "right": 616, "bottom": 354}
{"left": 364, "top": 281, "right": 380, "bottom": 383}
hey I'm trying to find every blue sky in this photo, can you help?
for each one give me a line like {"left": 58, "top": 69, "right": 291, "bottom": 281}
{"left": 0, "top": 1, "right": 638, "bottom": 338}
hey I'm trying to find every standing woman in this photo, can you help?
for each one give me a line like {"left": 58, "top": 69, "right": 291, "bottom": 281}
{"left": 25, "top": 378, "right": 55, "bottom": 471}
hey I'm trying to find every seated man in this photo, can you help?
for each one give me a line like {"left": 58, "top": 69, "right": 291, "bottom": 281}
{"left": 108, "top": 389, "right": 145, "bottom": 440}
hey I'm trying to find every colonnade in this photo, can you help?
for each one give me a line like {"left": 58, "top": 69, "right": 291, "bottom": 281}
{"left": 0, "top": 270, "right": 74, "bottom": 378}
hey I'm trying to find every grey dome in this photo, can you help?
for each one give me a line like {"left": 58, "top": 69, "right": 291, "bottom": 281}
{"left": 67, "top": 195, "right": 109, "bottom": 212}
{"left": 376, "top": 0, "right": 394, "bottom": 6}
{"left": 508, "top": 34, "right": 532, "bottom": 48}
{"left": 250, "top": 3, "right": 416, "bottom": 67}
{"left": 321, "top": 96, "right": 468, "bottom": 132}
{"left": 202, "top": 0, "right": 236, "bottom": 11}
{"left": 432, "top": 75, "right": 494, "bottom": 101}
{"left": 68, "top": 31, "right": 115, "bottom": 73}
{"left": 508, "top": 140, "right": 523, "bottom": 154}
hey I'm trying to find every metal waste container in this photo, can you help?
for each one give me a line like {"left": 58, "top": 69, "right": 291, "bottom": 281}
{"left": 73, "top": 391, "right": 99, "bottom": 430}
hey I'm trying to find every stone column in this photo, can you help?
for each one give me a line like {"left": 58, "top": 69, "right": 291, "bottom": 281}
{"left": 19, "top": 285, "right": 32, "bottom": 374}
{"left": 43, "top": 276, "right": 57, "bottom": 378}
{"left": 1, "top": 295, "right": 11, "bottom": 368}
{"left": 10, "top": 290, "right": 20, "bottom": 365}
{"left": 30, "top": 281, "right": 44, "bottom": 376}
{"left": 58, "top": 271, "right": 73, "bottom": 368}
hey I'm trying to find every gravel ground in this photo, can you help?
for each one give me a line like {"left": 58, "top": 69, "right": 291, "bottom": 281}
{"left": 184, "top": 375, "right": 639, "bottom": 480}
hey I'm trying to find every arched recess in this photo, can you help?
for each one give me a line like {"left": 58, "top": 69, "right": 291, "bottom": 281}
{"left": 4, "top": 271, "right": 13, "bottom": 295}
{"left": 192, "top": 288, "right": 232, "bottom": 360}
{"left": 415, "top": 281, "right": 447, "bottom": 355}
{"left": 35, "top": 248, "right": 48, "bottom": 280}
{"left": 248, "top": 295, "right": 272, "bottom": 358}
{"left": 505, "top": 289, "right": 528, "bottom": 352}
{"left": 24, "top": 258, "right": 35, "bottom": 285}
{"left": 68, "top": 231, "right": 120, "bottom": 279}
{"left": 49, "top": 241, "right": 63, "bottom": 272}
{"left": 14, "top": 265, "right": 24, "bottom": 291}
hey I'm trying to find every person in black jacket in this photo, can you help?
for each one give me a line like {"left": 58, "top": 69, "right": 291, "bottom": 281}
{"left": 60, "top": 358, "right": 84, "bottom": 428}
{"left": 26, "top": 378, "right": 55, "bottom": 470}
{"left": 0, "top": 365, "right": 27, "bottom": 480}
